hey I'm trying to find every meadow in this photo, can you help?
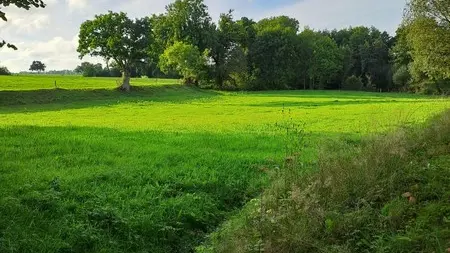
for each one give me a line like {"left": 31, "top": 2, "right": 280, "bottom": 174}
{"left": 0, "top": 75, "right": 449, "bottom": 252}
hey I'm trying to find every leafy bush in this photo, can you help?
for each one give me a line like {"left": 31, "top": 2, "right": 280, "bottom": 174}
{"left": 0, "top": 66, "right": 11, "bottom": 75}
{"left": 393, "top": 65, "right": 411, "bottom": 90}
{"left": 159, "top": 42, "right": 207, "bottom": 86}
{"left": 200, "top": 109, "right": 450, "bottom": 253}
{"left": 410, "top": 79, "right": 450, "bottom": 95}
{"left": 342, "top": 75, "right": 363, "bottom": 91}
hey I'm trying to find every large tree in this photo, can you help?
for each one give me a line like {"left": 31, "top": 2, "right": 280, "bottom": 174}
{"left": 77, "top": 11, "right": 151, "bottom": 91}
{"left": 325, "top": 26, "right": 393, "bottom": 90}
{"left": 29, "top": 60, "right": 46, "bottom": 73}
{"left": 300, "top": 29, "right": 343, "bottom": 90}
{"left": 249, "top": 16, "right": 306, "bottom": 90}
{"left": 0, "top": 66, "right": 11, "bottom": 75}
{"left": 152, "top": 0, "right": 214, "bottom": 53}
{"left": 209, "top": 10, "right": 241, "bottom": 88}
{"left": 406, "top": 0, "right": 450, "bottom": 24}
{"left": 405, "top": 0, "right": 450, "bottom": 82}
{"left": 0, "top": 0, "right": 46, "bottom": 50}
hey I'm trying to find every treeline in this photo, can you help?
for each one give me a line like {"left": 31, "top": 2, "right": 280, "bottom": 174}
{"left": 76, "top": 0, "right": 449, "bottom": 93}
{"left": 74, "top": 62, "right": 121, "bottom": 77}
{"left": 73, "top": 61, "right": 178, "bottom": 78}
{"left": 0, "top": 66, "right": 11, "bottom": 75}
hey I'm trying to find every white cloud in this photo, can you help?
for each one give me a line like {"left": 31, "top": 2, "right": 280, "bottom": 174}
{"left": 0, "top": 36, "right": 102, "bottom": 72}
{"left": 11, "top": 13, "right": 51, "bottom": 32}
{"left": 66, "top": 0, "right": 88, "bottom": 10}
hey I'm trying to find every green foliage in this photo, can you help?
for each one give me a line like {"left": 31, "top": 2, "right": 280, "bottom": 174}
{"left": 407, "top": 17, "right": 450, "bottom": 80}
{"left": 342, "top": 75, "right": 363, "bottom": 90}
{"left": 75, "top": 0, "right": 408, "bottom": 92}
{"left": 159, "top": 42, "right": 207, "bottom": 85}
{"left": 248, "top": 17, "right": 305, "bottom": 90}
{"left": 328, "top": 26, "right": 393, "bottom": 90}
{"left": 77, "top": 11, "right": 151, "bottom": 90}
{"left": 393, "top": 65, "right": 412, "bottom": 90}
{"left": 29, "top": 60, "right": 46, "bottom": 72}
{"left": 151, "top": 0, "right": 214, "bottom": 53}
{"left": 0, "top": 66, "right": 11, "bottom": 75}
{"left": 75, "top": 62, "right": 101, "bottom": 77}
{"left": 391, "top": 26, "right": 412, "bottom": 69}
{"left": 394, "top": 0, "right": 450, "bottom": 94}
{"left": 201, "top": 109, "right": 450, "bottom": 253}
{"left": 209, "top": 10, "right": 242, "bottom": 88}
{"left": 302, "top": 29, "right": 343, "bottom": 89}
{"left": 255, "top": 16, "right": 299, "bottom": 34}
{"left": 406, "top": 0, "right": 450, "bottom": 24}
{"left": 75, "top": 62, "right": 121, "bottom": 78}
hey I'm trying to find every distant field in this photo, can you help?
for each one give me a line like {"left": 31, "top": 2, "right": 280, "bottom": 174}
{"left": 0, "top": 75, "right": 180, "bottom": 90}
{"left": 0, "top": 75, "right": 449, "bottom": 252}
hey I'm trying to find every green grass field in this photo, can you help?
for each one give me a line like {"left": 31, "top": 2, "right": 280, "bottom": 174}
{"left": 0, "top": 75, "right": 180, "bottom": 90}
{"left": 0, "top": 75, "right": 449, "bottom": 252}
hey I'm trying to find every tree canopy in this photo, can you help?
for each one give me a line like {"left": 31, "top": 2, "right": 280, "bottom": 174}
{"left": 392, "top": 0, "right": 450, "bottom": 93}
{"left": 77, "top": 11, "right": 151, "bottom": 91}
{"left": 73, "top": 0, "right": 448, "bottom": 94}
{"left": 0, "top": 66, "right": 11, "bottom": 75}
{"left": 29, "top": 60, "right": 46, "bottom": 72}
{"left": 159, "top": 41, "right": 206, "bottom": 85}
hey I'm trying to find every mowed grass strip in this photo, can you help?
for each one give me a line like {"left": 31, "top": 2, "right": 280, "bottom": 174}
{"left": 0, "top": 75, "right": 449, "bottom": 252}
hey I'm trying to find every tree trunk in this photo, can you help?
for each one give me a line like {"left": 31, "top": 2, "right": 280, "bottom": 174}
{"left": 121, "top": 70, "right": 131, "bottom": 91}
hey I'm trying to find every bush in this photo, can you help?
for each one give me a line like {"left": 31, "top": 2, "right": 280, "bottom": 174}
{"left": 200, "top": 109, "right": 450, "bottom": 253}
{"left": 393, "top": 65, "right": 411, "bottom": 90}
{"left": 410, "top": 79, "right": 450, "bottom": 95}
{"left": 342, "top": 75, "right": 363, "bottom": 91}
{"left": 0, "top": 66, "right": 11, "bottom": 75}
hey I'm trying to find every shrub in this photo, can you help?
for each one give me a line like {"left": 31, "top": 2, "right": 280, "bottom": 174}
{"left": 393, "top": 65, "right": 411, "bottom": 90}
{"left": 342, "top": 75, "right": 363, "bottom": 90}
{"left": 410, "top": 79, "right": 450, "bottom": 95}
{"left": 0, "top": 66, "right": 11, "bottom": 75}
{"left": 159, "top": 42, "right": 207, "bottom": 86}
{"left": 200, "top": 109, "right": 450, "bottom": 253}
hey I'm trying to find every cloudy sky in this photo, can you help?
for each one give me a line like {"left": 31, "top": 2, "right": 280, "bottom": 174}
{"left": 0, "top": 0, "right": 407, "bottom": 72}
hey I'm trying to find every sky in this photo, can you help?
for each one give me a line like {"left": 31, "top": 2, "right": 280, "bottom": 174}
{"left": 0, "top": 0, "right": 407, "bottom": 72}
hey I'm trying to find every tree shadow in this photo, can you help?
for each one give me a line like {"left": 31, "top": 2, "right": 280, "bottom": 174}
{"left": 244, "top": 99, "right": 431, "bottom": 108}
{"left": 0, "top": 85, "right": 220, "bottom": 114}
{"left": 247, "top": 90, "right": 434, "bottom": 100}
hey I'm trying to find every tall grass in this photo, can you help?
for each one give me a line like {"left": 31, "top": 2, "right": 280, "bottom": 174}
{"left": 199, "top": 109, "right": 450, "bottom": 253}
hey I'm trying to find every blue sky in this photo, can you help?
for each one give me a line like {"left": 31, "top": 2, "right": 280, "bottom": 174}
{"left": 0, "top": 0, "right": 407, "bottom": 72}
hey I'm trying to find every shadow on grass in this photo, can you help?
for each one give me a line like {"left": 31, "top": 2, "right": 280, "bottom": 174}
{"left": 0, "top": 85, "right": 220, "bottom": 114}
{"left": 244, "top": 99, "right": 431, "bottom": 108}
{"left": 246, "top": 90, "right": 435, "bottom": 100}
